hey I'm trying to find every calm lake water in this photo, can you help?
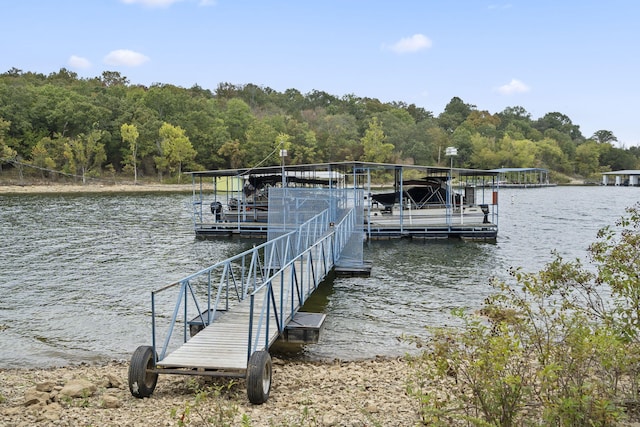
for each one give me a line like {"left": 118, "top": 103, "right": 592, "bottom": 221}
{"left": 0, "top": 186, "right": 636, "bottom": 368}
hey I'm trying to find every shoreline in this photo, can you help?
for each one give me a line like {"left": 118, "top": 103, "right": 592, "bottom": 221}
{"left": 0, "top": 180, "right": 593, "bottom": 195}
{"left": 0, "top": 182, "right": 194, "bottom": 194}
{"left": 0, "top": 356, "right": 420, "bottom": 426}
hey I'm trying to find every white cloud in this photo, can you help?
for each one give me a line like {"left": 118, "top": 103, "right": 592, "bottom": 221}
{"left": 103, "top": 49, "right": 150, "bottom": 67}
{"left": 120, "top": 0, "right": 184, "bottom": 7}
{"left": 497, "top": 78, "right": 530, "bottom": 95}
{"left": 68, "top": 55, "right": 91, "bottom": 69}
{"left": 385, "top": 34, "right": 432, "bottom": 54}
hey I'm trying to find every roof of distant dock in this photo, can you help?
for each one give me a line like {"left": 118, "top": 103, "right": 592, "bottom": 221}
{"left": 601, "top": 170, "right": 640, "bottom": 176}
{"left": 490, "top": 167, "right": 549, "bottom": 173}
{"left": 188, "top": 161, "right": 500, "bottom": 178}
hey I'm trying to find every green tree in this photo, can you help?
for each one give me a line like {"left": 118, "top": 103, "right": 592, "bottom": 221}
{"left": 592, "top": 129, "right": 618, "bottom": 145}
{"left": 536, "top": 137, "right": 567, "bottom": 170}
{"left": 223, "top": 98, "right": 254, "bottom": 142}
{"left": 361, "top": 117, "right": 394, "bottom": 163}
{"left": 124, "top": 99, "right": 162, "bottom": 176}
{"left": 451, "top": 126, "right": 473, "bottom": 167}
{"left": 575, "top": 140, "right": 602, "bottom": 176}
{"left": 30, "top": 134, "right": 73, "bottom": 179}
{"left": 438, "top": 97, "right": 476, "bottom": 134}
{"left": 244, "top": 119, "right": 280, "bottom": 167}
{"left": 469, "top": 133, "right": 500, "bottom": 169}
{"left": 181, "top": 108, "right": 228, "bottom": 170}
{"left": 403, "top": 122, "right": 442, "bottom": 166}
{"left": 0, "top": 118, "right": 16, "bottom": 172}
{"left": 31, "top": 137, "right": 58, "bottom": 179}
{"left": 500, "top": 137, "right": 538, "bottom": 168}
{"left": 218, "top": 139, "right": 246, "bottom": 168}
{"left": 100, "top": 70, "right": 129, "bottom": 87}
{"left": 535, "top": 112, "right": 584, "bottom": 142}
{"left": 497, "top": 106, "right": 541, "bottom": 141}
{"left": 286, "top": 120, "right": 319, "bottom": 164}
{"left": 376, "top": 108, "right": 415, "bottom": 157}
{"left": 157, "top": 122, "right": 197, "bottom": 182}
{"left": 462, "top": 110, "right": 501, "bottom": 139}
{"left": 317, "top": 113, "right": 359, "bottom": 161}
{"left": 1, "top": 67, "right": 637, "bottom": 180}
{"left": 68, "top": 129, "right": 107, "bottom": 184}
{"left": 121, "top": 123, "right": 139, "bottom": 184}
{"left": 600, "top": 146, "right": 638, "bottom": 171}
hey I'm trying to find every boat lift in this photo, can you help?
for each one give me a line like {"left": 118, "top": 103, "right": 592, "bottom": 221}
{"left": 128, "top": 189, "right": 363, "bottom": 404}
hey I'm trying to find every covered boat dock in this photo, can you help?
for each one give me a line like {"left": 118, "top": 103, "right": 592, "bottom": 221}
{"left": 188, "top": 162, "right": 500, "bottom": 240}
{"left": 490, "top": 167, "right": 554, "bottom": 188}
{"left": 601, "top": 170, "right": 640, "bottom": 186}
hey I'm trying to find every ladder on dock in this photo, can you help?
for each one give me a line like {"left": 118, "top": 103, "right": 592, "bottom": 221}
{"left": 128, "top": 188, "right": 363, "bottom": 404}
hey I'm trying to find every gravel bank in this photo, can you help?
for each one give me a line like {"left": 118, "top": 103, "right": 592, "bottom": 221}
{"left": 0, "top": 357, "right": 420, "bottom": 426}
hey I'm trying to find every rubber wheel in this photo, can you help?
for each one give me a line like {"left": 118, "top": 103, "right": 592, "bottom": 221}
{"left": 128, "top": 345, "right": 158, "bottom": 398}
{"left": 246, "top": 350, "right": 272, "bottom": 404}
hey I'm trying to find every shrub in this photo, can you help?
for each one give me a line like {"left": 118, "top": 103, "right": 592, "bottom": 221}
{"left": 406, "top": 203, "right": 640, "bottom": 426}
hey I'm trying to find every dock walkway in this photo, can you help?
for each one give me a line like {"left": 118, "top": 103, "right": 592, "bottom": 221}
{"left": 157, "top": 249, "right": 329, "bottom": 372}
{"left": 129, "top": 196, "right": 361, "bottom": 404}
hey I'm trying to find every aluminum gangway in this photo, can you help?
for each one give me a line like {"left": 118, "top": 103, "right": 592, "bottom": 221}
{"left": 128, "top": 206, "right": 359, "bottom": 404}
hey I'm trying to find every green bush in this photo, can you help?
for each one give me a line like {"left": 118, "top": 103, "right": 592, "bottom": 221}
{"left": 406, "top": 203, "right": 640, "bottom": 426}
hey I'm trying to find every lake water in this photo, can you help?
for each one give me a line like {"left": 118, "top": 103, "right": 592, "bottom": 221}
{"left": 0, "top": 186, "right": 636, "bottom": 368}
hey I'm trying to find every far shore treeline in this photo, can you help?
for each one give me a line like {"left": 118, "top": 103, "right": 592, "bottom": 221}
{"left": 0, "top": 67, "right": 638, "bottom": 185}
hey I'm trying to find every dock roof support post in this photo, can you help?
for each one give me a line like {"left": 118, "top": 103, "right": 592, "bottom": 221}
{"left": 398, "top": 166, "right": 404, "bottom": 233}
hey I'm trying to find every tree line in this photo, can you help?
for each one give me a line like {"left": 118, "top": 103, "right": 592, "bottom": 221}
{"left": 0, "top": 67, "right": 638, "bottom": 184}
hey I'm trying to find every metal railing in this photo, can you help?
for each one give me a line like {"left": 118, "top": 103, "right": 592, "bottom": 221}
{"left": 246, "top": 230, "right": 334, "bottom": 356}
{"left": 332, "top": 207, "right": 357, "bottom": 261}
{"left": 246, "top": 207, "right": 356, "bottom": 357}
{"left": 150, "top": 208, "right": 333, "bottom": 362}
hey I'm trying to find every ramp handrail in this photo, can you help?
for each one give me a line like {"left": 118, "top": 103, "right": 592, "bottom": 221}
{"left": 150, "top": 208, "right": 331, "bottom": 362}
{"left": 246, "top": 207, "right": 356, "bottom": 357}
{"left": 332, "top": 206, "right": 357, "bottom": 263}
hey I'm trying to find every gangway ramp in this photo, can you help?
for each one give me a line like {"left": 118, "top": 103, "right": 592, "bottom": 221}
{"left": 157, "top": 241, "right": 332, "bottom": 372}
{"left": 128, "top": 188, "right": 364, "bottom": 404}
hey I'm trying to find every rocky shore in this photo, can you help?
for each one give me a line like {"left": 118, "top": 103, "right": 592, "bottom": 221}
{"left": 0, "top": 357, "right": 420, "bottom": 426}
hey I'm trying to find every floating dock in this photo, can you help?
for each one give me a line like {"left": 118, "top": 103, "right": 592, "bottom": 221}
{"left": 129, "top": 188, "right": 367, "bottom": 404}
{"left": 189, "top": 161, "right": 500, "bottom": 241}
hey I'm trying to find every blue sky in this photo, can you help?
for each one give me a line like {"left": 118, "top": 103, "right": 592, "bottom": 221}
{"left": 2, "top": 0, "right": 639, "bottom": 146}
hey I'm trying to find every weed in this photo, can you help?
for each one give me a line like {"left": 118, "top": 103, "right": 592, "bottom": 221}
{"left": 172, "top": 379, "right": 240, "bottom": 426}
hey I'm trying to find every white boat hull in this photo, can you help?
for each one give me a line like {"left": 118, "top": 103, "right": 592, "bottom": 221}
{"left": 366, "top": 205, "right": 489, "bottom": 227}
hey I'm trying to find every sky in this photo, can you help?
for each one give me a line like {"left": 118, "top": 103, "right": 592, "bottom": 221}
{"left": 2, "top": 0, "right": 639, "bottom": 146}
